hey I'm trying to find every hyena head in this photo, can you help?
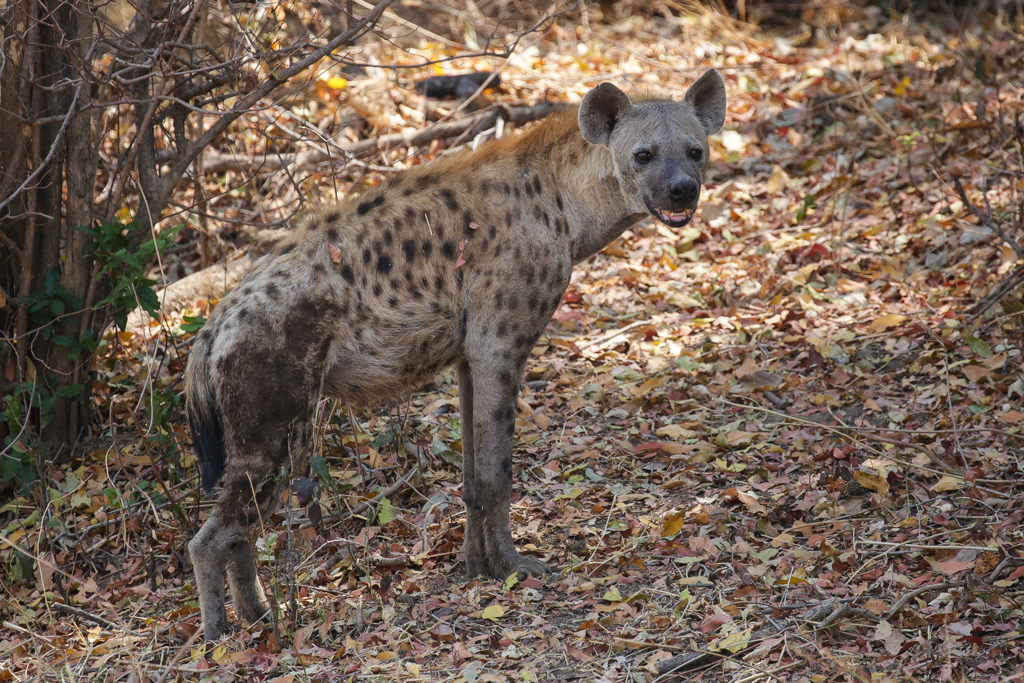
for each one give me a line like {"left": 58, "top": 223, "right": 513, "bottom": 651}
{"left": 578, "top": 69, "right": 727, "bottom": 228}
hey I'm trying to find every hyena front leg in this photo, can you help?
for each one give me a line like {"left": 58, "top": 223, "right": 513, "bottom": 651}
{"left": 462, "top": 346, "right": 550, "bottom": 581}
{"left": 458, "top": 360, "right": 487, "bottom": 577}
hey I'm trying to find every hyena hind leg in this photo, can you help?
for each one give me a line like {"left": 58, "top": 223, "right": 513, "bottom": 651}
{"left": 190, "top": 470, "right": 279, "bottom": 639}
{"left": 225, "top": 479, "right": 281, "bottom": 624}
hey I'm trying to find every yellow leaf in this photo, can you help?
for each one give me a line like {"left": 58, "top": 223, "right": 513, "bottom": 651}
{"left": 662, "top": 513, "right": 685, "bottom": 538}
{"left": 481, "top": 604, "right": 505, "bottom": 620}
{"left": 502, "top": 573, "right": 518, "bottom": 592}
{"left": 327, "top": 77, "right": 347, "bottom": 90}
{"left": 602, "top": 586, "right": 622, "bottom": 602}
{"left": 376, "top": 650, "right": 397, "bottom": 661}
{"left": 405, "top": 662, "right": 421, "bottom": 676}
{"left": 868, "top": 313, "right": 906, "bottom": 332}
{"left": 212, "top": 645, "right": 227, "bottom": 662}
{"left": 854, "top": 470, "right": 890, "bottom": 497}
{"left": 932, "top": 474, "right": 965, "bottom": 492}
{"left": 655, "top": 424, "right": 698, "bottom": 440}
{"left": 522, "top": 672, "right": 539, "bottom": 682}
{"left": 711, "top": 628, "right": 752, "bottom": 653}
{"left": 635, "top": 375, "right": 668, "bottom": 397}
{"left": 766, "top": 164, "right": 790, "bottom": 194}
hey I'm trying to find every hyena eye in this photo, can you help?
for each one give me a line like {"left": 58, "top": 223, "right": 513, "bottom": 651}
{"left": 689, "top": 148, "right": 703, "bottom": 161}
{"left": 634, "top": 150, "right": 652, "bottom": 163}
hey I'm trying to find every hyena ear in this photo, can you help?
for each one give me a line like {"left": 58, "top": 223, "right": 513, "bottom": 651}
{"left": 683, "top": 69, "right": 727, "bottom": 136}
{"left": 579, "top": 82, "right": 633, "bottom": 146}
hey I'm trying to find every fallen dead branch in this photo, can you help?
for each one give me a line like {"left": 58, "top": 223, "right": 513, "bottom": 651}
{"left": 197, "top": 102, "right": 567, "bottom": 174}
{"left": 51, "top": 602, "right": 122, "bottom": 631}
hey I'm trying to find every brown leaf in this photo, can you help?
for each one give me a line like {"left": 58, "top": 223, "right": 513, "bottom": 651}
{"left": 699, "top": 609, "right": 732, "bottom": 634}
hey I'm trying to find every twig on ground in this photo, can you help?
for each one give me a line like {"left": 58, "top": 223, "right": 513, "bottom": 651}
{"left": 52, "top": 602, "right": 121, "bottom": 631}
{"left": 954, "top": 178, "right": 1024, "bottom": 260}
{"left": 886, "top": 581, "right": 958, "bottom": 619}
{"left": 154, "top": 623, "right": 204, "bottom": 683}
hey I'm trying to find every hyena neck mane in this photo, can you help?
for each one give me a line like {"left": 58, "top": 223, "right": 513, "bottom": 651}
{"left": 341, "top": 100, "right": 651, "bottom": 263}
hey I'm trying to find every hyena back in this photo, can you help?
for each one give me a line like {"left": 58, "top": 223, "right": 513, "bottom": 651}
{"left": 185, "top": 70, "right": 727, "bottom": 639}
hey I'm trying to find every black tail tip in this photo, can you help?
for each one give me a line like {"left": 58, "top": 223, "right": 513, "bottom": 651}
{"left": 190, "top": 412, "right": 225, "bottom": 493}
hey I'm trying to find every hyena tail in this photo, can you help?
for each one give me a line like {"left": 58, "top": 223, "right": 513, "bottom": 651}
{"left": 184, "top": 334, "right": 225, "bottom": 493}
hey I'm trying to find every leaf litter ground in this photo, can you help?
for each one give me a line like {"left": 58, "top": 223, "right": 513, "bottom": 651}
{"left": 2, "top": 5, "right": 1024, "bottom": 683}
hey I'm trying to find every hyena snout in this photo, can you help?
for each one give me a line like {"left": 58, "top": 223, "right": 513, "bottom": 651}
{"left": 668, "top": 176, "right": 699, "bottom": 205}
{"left": 648, "top": 172, "right": 701, "bottom": 227}
{"left": 647, "top": 172, "right": 704, "bottom": 225}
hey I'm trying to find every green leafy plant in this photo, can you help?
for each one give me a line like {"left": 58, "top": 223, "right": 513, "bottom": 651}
{"left": 77, "top": 219, "right": 179, "bottom": 330}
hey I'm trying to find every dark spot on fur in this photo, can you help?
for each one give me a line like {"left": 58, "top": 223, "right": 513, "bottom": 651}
{"left": 497, "top": 322, "right": 508, "bottom": 337}
{"left": 266, "top": 283, "right": 280, "bottom": 299}
{"left": 441, "top": 241, "right": 455, "bottom": 258}
{"left": 489, "top": 225, "right": 497, "bottom": 240}
{"left": 280, "top": 243, "right": 296, "bottom": 255}
{"left": 362, "top": 248, "right": 372, "bottom": 265}
{"left": 376, "top": 255, "right": 392, "bottom": 273}
{"left": 556, "top": 194, "right": 564, "bottom": 211}
{"left": 357, "top": 194, "right": 385, "bottom": 215}
{"left": 326, "top": 226, "right": 339, "bottom": 241}
{"left": 383, "top": 228, "right": 393, "bottom": 244}
{"left": 532, "top": 175, "right": 542, "bottom": 196}
{"left": 373, "top": 283, "right": 382, "bottom": 297}
{"left": 324, "top": 211, "right": 340, "bottom": 223}
{"left": 313, "top": 261, "right": 326, "bottom": 274}
{"left": 403, "top": 239, "right": 416, "bottom": 262}
{"left": 422, "top": 240, "right": 433, "bottom": 257}
{"left": 434, "top": 275, "right": 443, "bottom": 292}
{"left": 513, "top": 185, "right": 521, "bottom": 200}
{"left": 340, "top": 265, "right": 354, "bottom": 283}
{"left": 388, "top": 295, "right": 398, "bottom": 308}
{"left": 430, "top": 302, "right": 441, "bottom": 314}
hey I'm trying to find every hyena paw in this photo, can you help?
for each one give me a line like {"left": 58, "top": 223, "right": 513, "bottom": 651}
{"left": 514, "top": 554, "right": 553, "bottom": 581}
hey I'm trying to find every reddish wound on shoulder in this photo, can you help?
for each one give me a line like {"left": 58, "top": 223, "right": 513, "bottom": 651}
{"left": 328, "top": 243, "right": 343, "bottom": 263}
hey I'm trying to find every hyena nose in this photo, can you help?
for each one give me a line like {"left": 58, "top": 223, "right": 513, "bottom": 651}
{"left": 669, "top": 177, "right": 698, "bottom": 203}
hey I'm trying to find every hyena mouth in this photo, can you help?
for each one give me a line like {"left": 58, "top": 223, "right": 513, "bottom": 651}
{"left": 654, "top": 207, "right": 695, "bottom": 227}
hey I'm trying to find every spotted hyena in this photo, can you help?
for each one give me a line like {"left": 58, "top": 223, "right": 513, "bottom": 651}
{"left": 185, "top": 70, "right": 727, "bottom": 639}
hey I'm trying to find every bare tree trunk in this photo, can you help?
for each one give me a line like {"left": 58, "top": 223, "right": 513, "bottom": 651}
{"left": 47, "top": 0, "right": 95, "bottom": 458}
